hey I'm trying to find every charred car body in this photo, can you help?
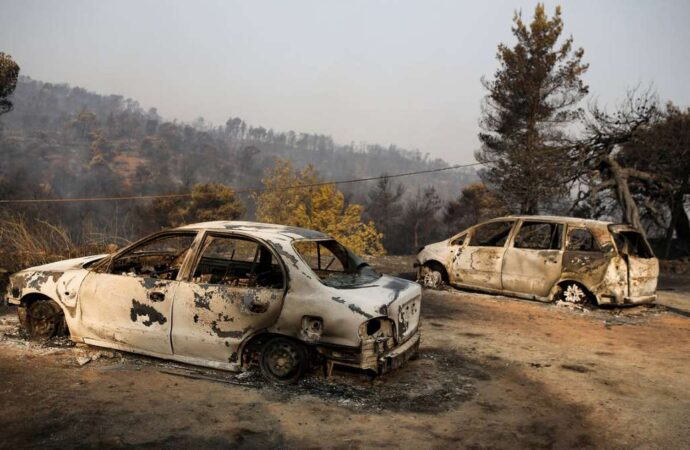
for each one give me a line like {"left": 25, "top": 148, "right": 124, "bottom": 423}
{"left": 416, "top": 215, "right": 658, "bottom": 306}
{"left": 6, "top": 221, "right": 421, "bottom": 383}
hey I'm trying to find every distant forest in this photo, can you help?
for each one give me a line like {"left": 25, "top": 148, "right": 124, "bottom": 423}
{"left": 0, "top": 76, "right": 477, "bottom": 252}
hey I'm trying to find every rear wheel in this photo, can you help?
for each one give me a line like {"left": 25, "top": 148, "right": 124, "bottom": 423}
{"left": 259, "top": 337, "right": 308, "bottom": 384}
{"left": 26, "top": 299, "right": 66, "bottom": 340}
{"left": 554, "top": 282, "right": 593, "bottom": 305}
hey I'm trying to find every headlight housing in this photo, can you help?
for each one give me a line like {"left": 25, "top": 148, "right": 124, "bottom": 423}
{"left": 359, "top": 318, "right": 395, "bottom": 339}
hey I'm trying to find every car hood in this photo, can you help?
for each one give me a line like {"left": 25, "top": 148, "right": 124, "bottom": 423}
{"left": 15, "top": 254, "right": 109, "bottom": 275}
{"left": 417, "top": 239, "right": 450, "bottom": 263}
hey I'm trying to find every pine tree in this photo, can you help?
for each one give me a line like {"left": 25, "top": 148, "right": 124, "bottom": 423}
{"left": 476, "top": 4, "right": 588, "bottom": 213}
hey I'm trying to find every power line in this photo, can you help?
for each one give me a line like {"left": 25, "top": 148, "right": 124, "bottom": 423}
{"left": 0, "top": 161, "right": 485, "bottom": 204}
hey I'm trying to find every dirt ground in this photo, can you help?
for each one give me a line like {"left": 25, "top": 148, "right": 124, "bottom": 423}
{"left": 1, "top": 256, "right": 689, "bottom": 449}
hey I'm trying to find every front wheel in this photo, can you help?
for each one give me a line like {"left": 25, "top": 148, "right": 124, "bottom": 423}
{"left": 259, "top": 337, "right": 308, "bottom": 384}
{"left": 419, "top": 265, "right": 444, "bottom": 289}
{"left": 25, "top": 300, "right": 66, "bottom": 340}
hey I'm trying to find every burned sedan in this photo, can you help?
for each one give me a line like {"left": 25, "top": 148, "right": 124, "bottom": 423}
{"left": 5, "top": 221, "right": 421, "bottom": 383}
{"left": 416, "top": 215, "right": 658, "bottom": 306}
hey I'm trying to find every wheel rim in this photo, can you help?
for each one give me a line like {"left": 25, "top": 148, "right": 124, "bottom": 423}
{"left": 265, "top": 341, "right": 300, "bottom": 379}
{"left": 423, "top": 270, "right": 442, "bottom": 288}
{"left": 28, "top": 302, "right": 59, "bottom": 338}
{"left": 563, "top": 284, "right": 586, "bottom": 304}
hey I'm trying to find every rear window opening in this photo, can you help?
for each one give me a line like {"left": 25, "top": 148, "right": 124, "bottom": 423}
{"left": 613, "top": 231, "right": 654, "bottom": 258}
{"left": 292, "top": 239, "right": 381, "bottom": 288}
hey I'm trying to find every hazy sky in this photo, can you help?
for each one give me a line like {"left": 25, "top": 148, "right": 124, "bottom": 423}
{"left": 2, "top": 0, "right": 689, "bottom": 163}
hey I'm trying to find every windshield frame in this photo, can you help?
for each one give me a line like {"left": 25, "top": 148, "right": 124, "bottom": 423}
{"left": 290, "top": 238, "right": 381, "bottom": 288}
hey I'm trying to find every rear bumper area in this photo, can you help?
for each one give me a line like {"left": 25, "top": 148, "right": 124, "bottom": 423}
{"left": 377, "top": 331, "right": 420, "bottom": 374}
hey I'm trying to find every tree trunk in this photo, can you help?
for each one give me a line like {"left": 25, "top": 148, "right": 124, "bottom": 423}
{"left": 605, "top": 156, "right": 645, "bottom": 234}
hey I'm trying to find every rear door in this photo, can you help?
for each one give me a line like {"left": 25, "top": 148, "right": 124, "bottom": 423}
{"left": 452, "top": 220, "right": 515, "bottom": 290}
{"left": 501, "top": 220, "right": 564, "bottom": 297}
{"left": 609, "top": 226, "right": 659, "bottom": 298}
{"left": 171, "top": 232, "right": 286, "bottom": 365}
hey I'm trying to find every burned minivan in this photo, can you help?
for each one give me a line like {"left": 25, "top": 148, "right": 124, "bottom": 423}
{"left": 416, "top": 215, "right": 658, "bottom": 306}
{"left": 5, "top": 221, "right": 421, "bottom": 383}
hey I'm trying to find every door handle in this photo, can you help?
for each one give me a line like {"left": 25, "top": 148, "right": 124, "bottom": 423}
{"left": 148, "top": 291, "right": 165, "bottom": 302}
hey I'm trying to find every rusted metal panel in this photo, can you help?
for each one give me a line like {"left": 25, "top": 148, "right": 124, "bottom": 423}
{"left": 171, "top": 283, "right": 284, "bottom": 363}
{"left": 452, "top": 247, "right": 505, "bottom": 289}
{"left": 502, "top": 248, "right": 562, "bottom": 297}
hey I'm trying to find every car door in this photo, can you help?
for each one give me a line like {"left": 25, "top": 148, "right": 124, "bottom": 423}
{"left": 452, "top": 220, "right": 515, "bottom": 290}
{"left": 78, "top": 231, "right": 198, "bottom": 355}
{"left": 562, "top": 226, "right": 610, "bottom": 285}
{"left": 501, "top": 220, "right": 564, "bottom": 297}
{"left": 171, "top": 232, "right": 286, "bottom": 365}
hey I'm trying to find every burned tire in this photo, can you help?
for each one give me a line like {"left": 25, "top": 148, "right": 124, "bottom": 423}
{"left": 259, "top": 337, "right": 308, "bottom": 384}
{"left": 25, "top": 299, "right": 66, "bottom": 340}
{"left": 420, "top": 264, "right": 445, "bottom": 289}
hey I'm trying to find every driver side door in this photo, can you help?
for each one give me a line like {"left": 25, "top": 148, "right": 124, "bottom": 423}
{"left": 452, "top": 220, "right": 515, "bottom": 290}
{"left": 78, "top": 231, "right": 198, "bottom": 355}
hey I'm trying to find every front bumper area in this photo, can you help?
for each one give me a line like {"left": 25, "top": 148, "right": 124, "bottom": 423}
{"left": 377, "top": 331, "right": 420, "bottom": 374}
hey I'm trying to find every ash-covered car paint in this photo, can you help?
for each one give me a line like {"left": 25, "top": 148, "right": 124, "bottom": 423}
{"left": 416, "top": 215, "right": 658, "bottom": 306}
{"left": 5, "top": 221, "right": 421, "bottom": 383}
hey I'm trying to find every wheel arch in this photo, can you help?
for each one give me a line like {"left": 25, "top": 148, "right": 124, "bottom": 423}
{"left": 422, "top": 260, "right": 450, "bottom": 284}
{"left": 17, "top": 293, "right": 69, "bottom": 337}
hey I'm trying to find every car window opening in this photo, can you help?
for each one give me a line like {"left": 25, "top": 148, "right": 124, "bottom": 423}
{"left": 293, "top": 239, "right": 381, "bottom": 288}
{"left": 110, "top": 233, "right": 195, "bottom": 280}
{"left": 469, "top": 221, "right": 515, "bottom": 247}
{"left": 613, "top": 231, "right": 654, "bottom": 258}
{"left": 193, "top": 235, "right": 284, "bottom": 288}
{"left": 566, "top": 228, "right": 600, "bottom": 252}
{"left": 514, "top": 222, "right": 563, "bottom": 250}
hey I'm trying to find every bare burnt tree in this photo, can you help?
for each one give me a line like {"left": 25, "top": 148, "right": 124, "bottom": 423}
{"left": 619, "top": 103, "right": 690, "bottom": 256}
{"left": 476, "top": 4, "right": 588, "bottom": 214}
{"left": 572, "top": 88, "right": 665, "bottom": 237}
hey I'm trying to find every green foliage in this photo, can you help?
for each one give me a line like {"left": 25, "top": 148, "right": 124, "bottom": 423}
{"left": 0, "top": 52, "right": 20, "bottom": 115}
{"left": 477, "top": 4, "right": 588, "bottom": 214}
{"left": 152, "top": 183, "right": 245, "bottom": 228}
{"left": 254, "top": 159, "right": 385, "bottom": 255}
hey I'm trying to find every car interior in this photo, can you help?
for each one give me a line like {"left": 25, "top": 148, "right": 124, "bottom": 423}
{"left": 109, "top": 233, "right": 196, "bottom": 280}
{"left": 191, "top": 235, "right": 284, "bottom": 289}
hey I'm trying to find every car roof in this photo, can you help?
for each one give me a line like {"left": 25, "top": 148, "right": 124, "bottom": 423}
{"left": 175, "top": 221, "right": 331, "bottom": 240}
{"left": 502, "top": 215, "right": 614, "bottom": 227}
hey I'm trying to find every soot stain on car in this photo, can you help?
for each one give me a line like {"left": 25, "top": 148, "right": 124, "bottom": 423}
{"left": 130, "top": 300, "right": 167, "bottom": 326}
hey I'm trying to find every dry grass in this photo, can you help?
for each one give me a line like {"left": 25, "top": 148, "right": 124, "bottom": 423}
{"left": 0, "top": 215, "right": 116, "bottom": 274}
